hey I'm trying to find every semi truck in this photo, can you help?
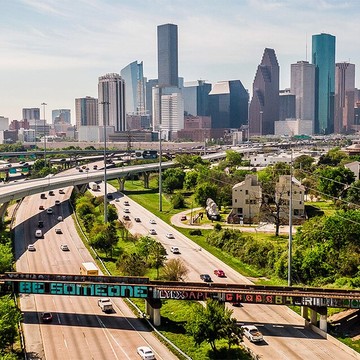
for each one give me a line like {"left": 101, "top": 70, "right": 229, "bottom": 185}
{"left": 80, "top": 262, "right": 99, "bottom": 276}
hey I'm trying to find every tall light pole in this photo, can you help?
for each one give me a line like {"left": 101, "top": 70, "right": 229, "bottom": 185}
{"left": 259, "top": 110, "right": 263, "bottom": 137}
{"left": 288, "top": 149, "right": 293, "bottom": 286}
{"left": 41, "top": 102, "right": 47, "bottom": 163}
{"left": 100, "top": 101, "right": 110, "bottom": 224}
{"left": 159, "top": 126, "right": 163, "bottom": 212}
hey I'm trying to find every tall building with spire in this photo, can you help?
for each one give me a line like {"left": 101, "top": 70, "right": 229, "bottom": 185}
{"left": 98, "top": 73, "right": 126, "bottom": 132}
{"left": 249, "top": 48, "right": 279, "bottom": 136}
{"left": 334, "top": 62, "right": 355, "bottom": 133}
{"left": 312, "top": 33, "right": 335, "bottom": 134}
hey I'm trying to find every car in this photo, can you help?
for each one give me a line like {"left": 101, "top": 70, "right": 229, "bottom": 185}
{"left": 180, "top": 215, "right": 187, "bottom": 221}
{"left": 27, "top": 244, "right": 36, "bottom": 251}
{"left": 40, "top": 193, "right": 46, "bottom": 199}
{"left": 59, "top": 189, "right": 65, "bottom": 194}
{"left": 19, "top": 161, "right": 25, "bottom": 164}
{"left": 149, "top": 229, "right": 157, "bottom": 235}
{"left": 107, "top": 194, "right": 113, "bottom": 200}
{"left": 214, "top": 269, "right": 225, "bottom": 277}
{"left": 55, "top": 228, "right": 62, "bottom": 234}
{"left": 134, "top": 217, "right": 141, "bottom": 222}
{"left": 200, "top": 274, "right": 212, "bottom": 282}
{"left": 78, "top": 168, "right": 83, "bottom": 172}
{"left": 82, "top": 165, "right": 87, "bottom": 169}
{"left": 41, "top": 312, "right": 53, "bottom": 323}
{"left": 46, "top": 208, "right": 53, "bottom": 214}
{"left": 137, "top": 346, "right": 155, "bottom": 360}
{"left": 124, "top": 201, "right": 129, "bottom": 206}
{"left": 35, "top": 229, "right": 43, "bottom": 238}
{"left": 124, "top": 208, "right": 130, "bottom": 213}
{"left": 170, "top": 246, "right": 180, "bottom": 254}
{"left": 241, "top": 325, "right": 264, "bottom": 343}
{"left": 123, "top": 215, "right": 130, "bottom": 221}
{"left": 166, "top": 233, "right": 174, "bottom": 239}
{"left": 149, "top": 219, "right": 156, "bottom": 224}
{"left": 38, "top": 221, "right": 44, "bottom": 228}
{"left": 115, "top": 198, "right": 120, "bottom": 202}
{"left": 39, "top": 205, "right": 44, "bottom": 210}
{"left": 55, "top": 200, "right": 61, "bottom": 206}
{"left": 60, "top": 244, "right": 69, "bottom": 251}
{"left": 48, "top": 190, "right": 54, "bottom": 196}
{"left": 57, "top": 216, "right": 63, "bottom": 221}
{"left": 93, "top": 165, "right": 98, "bottom": 170}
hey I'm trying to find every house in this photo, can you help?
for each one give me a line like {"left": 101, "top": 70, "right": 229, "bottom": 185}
{"left": 230, "top": 174, "right": 262, "bottom": 224}
{"left": 345, "top": 161, "right": 360, "bottom": 181}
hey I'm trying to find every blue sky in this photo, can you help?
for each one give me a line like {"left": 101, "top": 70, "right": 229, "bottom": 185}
{"left": 1, "top": 0, "right": 359, "bottom": 122}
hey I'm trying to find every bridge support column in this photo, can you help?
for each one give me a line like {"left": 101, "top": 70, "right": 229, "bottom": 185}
{"left": 143, "top": 172, "right": 150, "bottom": 189}
{"left": 117, "top": 178, "right": 126, "bottom": 192}
{"left": 74, "top": 184, "right": 88, "bottom": 194}
{"left": 301, "top": 306, "right": 309, "bottom": 321}
{"left": 145, "top": 298, "right": 162, "bottom": 326}
{"left": 319, "top": 314, "right": 328, "bottom": 332}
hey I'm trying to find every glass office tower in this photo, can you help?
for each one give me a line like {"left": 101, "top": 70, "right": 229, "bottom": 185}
{"left": 312, "top": 33, "right": 336, "bottom": 134}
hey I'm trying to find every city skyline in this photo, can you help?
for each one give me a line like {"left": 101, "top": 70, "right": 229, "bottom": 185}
{"left": 1, "top": 0, "right": 360, "bottom": 122}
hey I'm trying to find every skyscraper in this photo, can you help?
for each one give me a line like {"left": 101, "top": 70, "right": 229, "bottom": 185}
{"left": 335, "top": 62, "right": 355, "bottom": 133}
{"left": 157, "top": 23, "right": 178, "bottom": 88}
{"left": 183, "top": 80, "right": 211, "bottom": 117}
{"left": 209, "top": 80, "right": 249, "bottom": 128}
{"left": 75, "top": 97, "right": 98, "bottom": 129}
{"left": 52, "top": 109, "right": 71, "bottom": 124}
{"left": 312, "top": 33, "right": 336, "bottom": 134}
{"left": 22, "top": 108, "right": 40, "bottom": 121}
{"left": 120, "top": 61, "right": 146, "bottom": 115}
{"left": 290, "top": 61, "right": 315, "bottom": 124}
{"left": 249, "top": 48, "right": 279, "bottom": 136}
{"left": 98, "top": 73, "right": 126, "bottom": 132}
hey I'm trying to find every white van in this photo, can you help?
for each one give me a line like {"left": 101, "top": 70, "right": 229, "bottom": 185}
{"left": 35, "top": 229, "right": 43, "bottom": 238}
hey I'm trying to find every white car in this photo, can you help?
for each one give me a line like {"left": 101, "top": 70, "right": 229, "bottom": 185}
{"left": 46, "top": 208, "right": 53, "bottom": 214}
{"left": 149, "top": 229, "right": 157, "bottom": 235}
{"left": 55, "top": 228, "right": 62, "bottom": 234}
{"left": 60, "top": 244, "right": 69, "bottom": 251}
{"left": 57, "top": 216, "right": 63, "bottom": 221}
{"left": 170, "top": 246, "right": 180, "bottom": 254}
{"left": 27, "top": 244, "right": 36, "bottom": 251}
{"left": 166, "top": 233, "right": 174, "bottom": 239}
{"left": 149, "top": 219, "right": 156, "bottom": 224}
{"left": 241, "top": 325, "right": 264, "bottom": 343}
{"left": 35, "top": 229, "right": 43, "bottom": 238}
{"left": 124, "top": 208, "right": 130, "bottom": 213}
{"left": 137, "top": 346, "right": 155, "bottom": 360}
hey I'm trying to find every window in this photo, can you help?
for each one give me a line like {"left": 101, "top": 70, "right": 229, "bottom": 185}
{"left": 245, "top": 190, "right": 248, "bottom": 195}
{"left": 235, "top": 199, "right": 237, "bottom": 203}
{"left": 245, "top": 199, "right": 249, "bottom": 204}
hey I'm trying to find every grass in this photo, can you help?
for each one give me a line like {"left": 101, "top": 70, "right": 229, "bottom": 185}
{"left": 305, "top": 200, "right": 337, "bottom": 217}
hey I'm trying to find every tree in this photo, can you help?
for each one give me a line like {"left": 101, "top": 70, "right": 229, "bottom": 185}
{"left": 194, "top": 182, "right": 218, "bottom": 207}
{"left": 316, "top": 166, "right": 355, "bottom": 201}
{"left": 0, "top": 243, "right": 13, "bottom": 273}
{"left": 116, "top": 253, "right": 147, "bottom": 276}
{"left": 148, "top": 241, "right": 167, "bottom": 279}
{"left": 174, "top": 154, "right": 206, "bottom": 168}
{"left": 186, "top": 299, "right": 240, "bottom": 352}
{"left": 184, "top": 171, "right": 198, "bottom": 190}
{"left": 345, "top": 179, "right": 360, "bottom": 208}
{"left": 162, "top": 168, "right": 185, "bottom": 193}
{"left": 318, "top": 148, "right": 348, "bottom": 167}
{"left": 225, "top": 150, "right": 243, "bottom": 167}
{"left": 107, "top": 204, "right": 118, "bottom": 222}
{"left": 171, "top": 193, "right": 185, "bottom": 209}
{"left": 162, "top": 258, "right": 189, "bottom": 281}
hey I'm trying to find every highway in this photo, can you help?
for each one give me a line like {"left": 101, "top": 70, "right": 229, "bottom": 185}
{"left": 101, "top": 183, "right": 359, "bottom": 360}
{"left": 13, "top": 180, "right": 178, "bottom": 359}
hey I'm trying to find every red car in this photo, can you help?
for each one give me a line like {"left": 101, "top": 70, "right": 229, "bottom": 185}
{"left": 214, "top": 269, "right": 225, "bottom": 277}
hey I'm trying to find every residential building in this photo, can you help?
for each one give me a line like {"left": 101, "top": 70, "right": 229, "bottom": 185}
{"left": 290, "top": 61, "right": 315, "bottom": 126}
{"left": 120, "top": 61, "right": 146, "bottom": 115}
{"left": 345, "top": 161, "right": 360, "bottom": 181}
{"left": 183, "top": 80, "right": 211, "bottom": 116}
{"left": 230, "top": 174, "right": 262, "bottom": 224}
{"left": 249, "top": 48, "right": 280, "bottom": 136}
{"left": 157, "top": 23, "right": 178, "bottom": 88}
{"left": 209, "top": 80, "right": 249, "bottom": 129}
{"left": 22, "top": 108, "right": 40, "bottom": 121}
{"left": 98, "top": 73, "right": 126, "bottom": 132}
{"left": 275, "top": 175, "right": 305, "bottom": 223}
{"left": 52, "top": 109, "right": 71, "bottom": 124}
{"left": 312, "top": 33, "right": 336, "bottom": 134}
{"left": 335, "top": 62, "right": 355, "bottom": 133}
{"left": 75, "top": 96, "right": 98, "bottom": 129}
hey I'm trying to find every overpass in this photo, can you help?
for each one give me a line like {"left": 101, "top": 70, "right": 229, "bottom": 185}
{"left": 2, "top": 272, "right": 360, "bottom": 330}
{"left": 0, "top": 148, "right": 261, "bottom": 204}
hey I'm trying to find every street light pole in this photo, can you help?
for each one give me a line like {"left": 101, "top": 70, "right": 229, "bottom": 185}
{"left": 41, "top": 102, "right": 47, "bottom": 163}
{"left": 159, "top": 127, "right": 163, "bottom": 212}
{"left": 100, "top": 101, "right": 110, "bottom": 224}
{"left": 288, "top": 149, "right": 293, "bottom": 286}
{"left": 260, "top": 110, "right": 263, "bottom": 137}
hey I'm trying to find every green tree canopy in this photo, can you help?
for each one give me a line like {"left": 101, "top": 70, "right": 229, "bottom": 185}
{"left": 194, "top": 182, "right": 218, "bottom": 207}
{"left": 162, "top": 258, "right": 189, "bottom": 281}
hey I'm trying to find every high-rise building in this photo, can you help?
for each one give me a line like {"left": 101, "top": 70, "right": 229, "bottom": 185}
{"left": 120, "top": 61, "right": 146, "bottom": 115}
{"left": 75, "top": 97, "right": 98, "bottom": 129}
{"left": 98, "top": 73, "right": 126, "bottom": 132}
{"left": 335, "top": 62, "right": 355, "bottom": 133}
{"left": 183, "top": 80, "right": 211, "bottom": 117}
{"left": 290, "top": 61, "right": 316, "bottom": 124}
{"left": 157, "top": 23, "right": 178, "bottom": 88}
{"left": 22, "top": 108, "right": 40, "bottom": 121}
{"left": 279, "top": 90, "right": 296, "bottom": 121}
{"left": 249, "top": 48, "right": 280, "bottom": 136}
{"left": 209, "top": 80, "right": 249, "bottom": 129}
{"left": 145, "top": 79, "right": 158, "bottom": 119}
{"left": 161, "top": 92, "right": 184, "bottom": 137}
{"left": 312, "top": 33, "right": 336, "bottom": 134}
{"left": 52, "top": 109, "right": 71, "bottom": 124}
